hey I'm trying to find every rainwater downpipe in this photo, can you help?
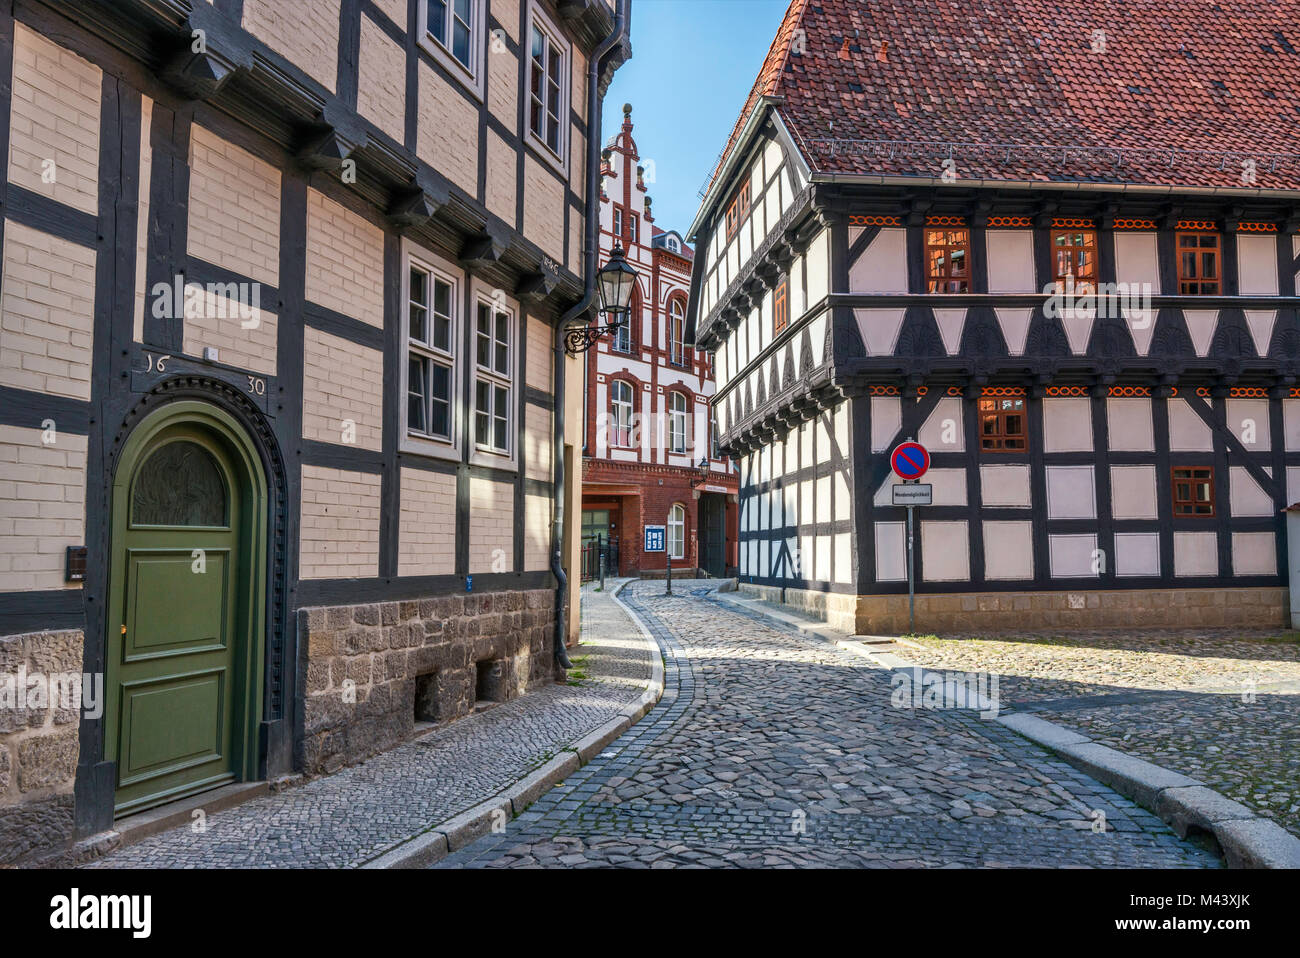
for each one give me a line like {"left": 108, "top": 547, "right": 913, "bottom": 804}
{"left": 551, "top": 0, "right": 628, "bottom": 670}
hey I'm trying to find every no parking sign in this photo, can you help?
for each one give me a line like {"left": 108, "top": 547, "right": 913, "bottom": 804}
{"left": 890, "top": 441, "right": 930, "bottom": 481}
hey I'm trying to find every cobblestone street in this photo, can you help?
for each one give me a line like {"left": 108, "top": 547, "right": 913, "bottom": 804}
{"left": 439, "top": 581, "right": 1222, "bottom": 868}
{"left": 84, "top": 583, "right": 652, "bottom": 868}
{"left": 896, "top": 629, "right": 1300, "bottom": 837}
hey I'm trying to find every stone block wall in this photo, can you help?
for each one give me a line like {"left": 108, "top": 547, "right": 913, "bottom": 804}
{"left": 297, "top": 588, "right": 558, "bottom": 775}
{"left": 0, "top": 629, "right": 84, "bottom": 865}
{"left": 739, "top": 584, "right": 1289, "bottom": 634}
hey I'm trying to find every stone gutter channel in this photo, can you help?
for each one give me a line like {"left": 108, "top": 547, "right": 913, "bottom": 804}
{"left": 708, "top": 589, "right": 1300, "bottom": 870}
{"left": 362, "top": 581, "right": 665, "bottom": 869}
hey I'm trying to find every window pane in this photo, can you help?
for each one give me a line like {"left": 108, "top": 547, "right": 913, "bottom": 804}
{"left": 427, "top": 0, "right": 447, "bottom": 42}
{"left": 434, "top": 316, "right": 450, "bottom": 353}
{"left": 132, "top": 440, "right": 227, "bottom": 526}
{"left": 408, "top": 356, "right": 428, "bottom": 432}
{"left": 494, "top": 385, "right": 509, "bottom": 450}
{"left": 452, "top": 20, "right": 470, "bottom": 65}
{"left": 409, "top": 303, "right": 427, "bottom": 344}
{"left": 430, "top": 363, "right": 450, "bottom": 438}
{"left": 477, "top": 306, "right": 491, "bottom": 366}
{"left": 433, "top": 279, "right": 450, "bottom": 318}
{"left": 476, "top": 380, "right": 491, "bottom": 444}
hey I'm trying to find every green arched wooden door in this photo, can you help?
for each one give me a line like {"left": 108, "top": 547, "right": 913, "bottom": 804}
{"left": 106, "top": 402, "right": 266, "bottom": 816}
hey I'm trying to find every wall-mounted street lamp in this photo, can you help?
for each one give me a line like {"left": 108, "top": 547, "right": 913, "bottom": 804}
{"left": 564, "top": 244, "right": 639, "bottom": 355}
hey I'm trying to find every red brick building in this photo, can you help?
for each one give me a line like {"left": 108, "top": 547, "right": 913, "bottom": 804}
{"left": 581, "top": 105, "right": 738, "bottom": 578}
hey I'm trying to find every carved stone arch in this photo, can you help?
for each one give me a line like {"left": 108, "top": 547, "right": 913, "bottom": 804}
{"left": 107, "top": 374, "right": 291, "bottom": 757}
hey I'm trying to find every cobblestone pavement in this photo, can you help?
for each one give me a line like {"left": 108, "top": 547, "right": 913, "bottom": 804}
{"left": 86, "top": 582, "right": 652, "bottom": 868}
{"left": 437, "top": 581, "right": 1220, "bottom": 868}
{"left": 897, "top": 630, "right": 1300, "bottom": 838}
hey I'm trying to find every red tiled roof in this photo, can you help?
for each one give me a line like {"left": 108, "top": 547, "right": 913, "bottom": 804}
{"left": 710, "top": 0, "right": 1300, "bottom": 192}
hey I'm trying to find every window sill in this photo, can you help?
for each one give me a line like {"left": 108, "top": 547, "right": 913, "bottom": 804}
{"left": 401, "top": 432, "right": 461, "bottom": 462}
{"left": 525, "top": 132, "right": 568, "bottom": 180}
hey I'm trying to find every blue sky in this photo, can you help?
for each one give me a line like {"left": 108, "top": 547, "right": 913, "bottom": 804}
{"left": 602, "top": 0, "right": 791, "bottom": 241}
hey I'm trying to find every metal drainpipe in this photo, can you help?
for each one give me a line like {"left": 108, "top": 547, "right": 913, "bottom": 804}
{"left": 551, "top": 0, "right": 628, "bottom": 671}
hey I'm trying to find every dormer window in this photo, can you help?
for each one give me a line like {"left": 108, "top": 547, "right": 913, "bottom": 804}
{"left": 667, "top": 237, "right": 679, "bottom": 253}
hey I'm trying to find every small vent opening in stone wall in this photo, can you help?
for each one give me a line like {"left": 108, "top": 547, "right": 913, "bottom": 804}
{"left": 414, "top": 670, "right": 440, "bottom": 725}
{"left": 475, "top": 659, "right": 505, "bottom": 709}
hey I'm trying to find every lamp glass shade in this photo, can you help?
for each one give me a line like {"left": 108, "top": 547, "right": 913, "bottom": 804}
{"left": 597, "top": 245, "right": 637, "bottom": 316}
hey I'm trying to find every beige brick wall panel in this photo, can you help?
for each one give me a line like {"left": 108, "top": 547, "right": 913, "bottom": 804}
{"left": 0, "top": 427, "right": 86, "bottom": 592}
{"left": 484, "top": 129, "right": 517, "bottom": 225}
{"left": 8, "top": 23, "right": 101, "bottom": 216}
{"left": 132, "top": 97, "right": 153, "bottom": 342}
{"left": 486, "top": 29, "right": 517, "bottom": 128}
{"left": 0, "top": 222, "right": 96, "bottom": 400}
{"left": 305, "top": 189, "right": 385, "bottom": 327}
{"left": 187, "top": 124, "right": 281, "bottom": 287}
{"left": 182, "top": 291, "right": 278, "bottom": 376}
{"left": 468, "top": 476, "right": 514, "bottom": 573}
{"left": 371, "top": 0, "right": 408, "bottom": 26}
{"left": 357, "top": 15, "right": 406, "bottom": 143}
{"left": 242, "top": 0, "right": 341, "bottom": 93}
{"left": 523, "top": 403, "right": 552, "bottom": 482}
{"left": 492, "top": 0, "right": 520, "bottom": 40}
{"left": 523, "top": 155, "right": 564, "bottom": 262}
{"left": 300, "top": 466, "right": 381, "bottom": 579}
{"left": 417, "top": 63, "right": 479, "bottom": 196}
{"left": 398, "top": 468, "right": 457, "bottom": 576}
{"left": 523, "top": 493, "right": 551, "bottom": 570}
{"left": 525, "top": 316, "right": 553, "bottom": 390}
{"left": 301, "top": 328, "right": 384, "bottom": 451}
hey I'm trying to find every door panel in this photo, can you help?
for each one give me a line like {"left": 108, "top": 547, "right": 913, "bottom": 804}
{"left": 125, "top": 549, "right": 229, "bottom": 658}
{"left": 119, "top": 671, "right": 227, "bottom": 783}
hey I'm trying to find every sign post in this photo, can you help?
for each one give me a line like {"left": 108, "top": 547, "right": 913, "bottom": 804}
{"left": 890, "top": 441, "right": 932, "bottom": 635}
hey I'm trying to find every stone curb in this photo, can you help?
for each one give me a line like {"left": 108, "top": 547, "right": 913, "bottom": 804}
{"left": 710, "top": 589, "right": 1300, "bottom": 870}
{"left": 363, "top": 579, "right": 665, "bottom": 869}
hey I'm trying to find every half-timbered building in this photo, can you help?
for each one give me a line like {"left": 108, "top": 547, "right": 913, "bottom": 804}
{"left": 686, "top": 0, "right": 1300, "bottom": 635}
{"left": 581, "top": 104, "right": 737, "bottom": 578}
{"left": 0, "top": 0, "right": 629, "bottom": 864}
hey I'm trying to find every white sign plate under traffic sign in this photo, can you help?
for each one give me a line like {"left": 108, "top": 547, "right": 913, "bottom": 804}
{"left": 892, "top": 483, "right": 933, "bottom": 506}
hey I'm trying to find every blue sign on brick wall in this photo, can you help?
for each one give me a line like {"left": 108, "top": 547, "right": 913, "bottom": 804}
{"left": 644, "top": 525, "right": 665, "bottom": 553}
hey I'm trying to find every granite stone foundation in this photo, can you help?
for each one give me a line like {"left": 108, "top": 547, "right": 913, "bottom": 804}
{"left": 739, "top": 584, "right": 1289, "bottom": 633}
{"left": 0, "top": 628, "right": 84, "bottom": 865}
{"left": 297, "top": 588, "right": 559, "bottom": 776}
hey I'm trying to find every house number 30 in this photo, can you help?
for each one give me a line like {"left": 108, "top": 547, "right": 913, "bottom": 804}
{"left": 246, "top": 375, "right": 266, "bottom": 396}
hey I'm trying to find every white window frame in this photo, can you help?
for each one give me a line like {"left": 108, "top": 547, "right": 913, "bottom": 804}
{"left": 667, "top": 236, "right": 679, "bottom": 253}
{"left": 668, "top": 391, "right": 688, "bottom": 454}
{"left": 668, "top": 300, "right": 686, "bottom": 366}
{"left": 472, "top": 295, "right": 515, "bottom": 462}
{"left": 419, "top": 0, "right": 487, "bottom": 99}
{"left": 668, "top": 503, "right": 685, "bottom": 560}
{"left": 610, "top": 380, "right": 633, "bottom": 448}
{"left": 400, "top": 243, "right": 462, "bottom": 461}
{"left": 526, "top": 2, "right": 571, "bottom": 172}
{"left": 628, "top": 212, "right": 639, "bottom": 245}
{"left": 613, "top": 207, "right": 623, "bottom": 240}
